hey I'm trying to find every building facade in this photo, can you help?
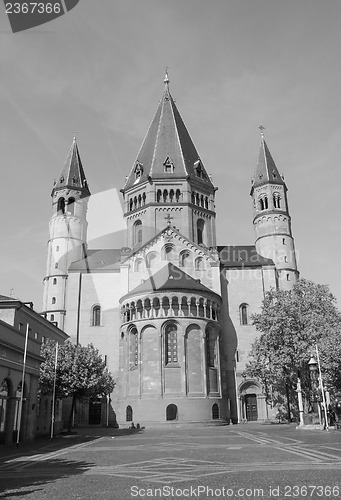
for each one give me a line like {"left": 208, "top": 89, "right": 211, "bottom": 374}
{"left": 42, "top": 74, "right": 298, "bottom": 426}
{"left": 0, "top": 296, "right": 68, "bottom": 444}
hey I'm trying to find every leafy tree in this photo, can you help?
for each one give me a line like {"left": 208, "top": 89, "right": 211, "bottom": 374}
{"left": 39, "top": 340, "right": 115, "bottom": 432}
{"left": 243, "top": 279, "right": 341, "bottom": 420}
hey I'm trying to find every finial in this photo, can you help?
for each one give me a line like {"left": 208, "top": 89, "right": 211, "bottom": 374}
{"left": 164, "top": 67, "right": 170, "bottom": 90}
{"left": 259, "top": 125, "right": 265, "bottom": 138}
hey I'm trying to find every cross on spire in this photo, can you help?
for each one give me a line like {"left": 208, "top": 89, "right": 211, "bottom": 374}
{"left": 164, "top": 67, "right": 170, "bottom": 90}
{"left": 165, "top": 213, "right": 173, "bottom": 226}
{"left": 259, "top": 125, "right": 265, "bottom": 137}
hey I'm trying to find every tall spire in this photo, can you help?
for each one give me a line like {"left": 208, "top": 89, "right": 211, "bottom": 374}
{"left": 53, "top": 137, "right": 91, "bottom": 198}
{"left": 251, "top": 127, "right": 285, "bottom": 192}
{"left": 122, "top": 73, "right": 214, "bottom": 192}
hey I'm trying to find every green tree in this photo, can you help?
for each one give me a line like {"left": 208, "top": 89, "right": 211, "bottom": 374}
{"left": 243, "top": 279, "right": 341, "bottom": 420}
{"left": 39, "top": 340, "right": 115, "bottom": 432}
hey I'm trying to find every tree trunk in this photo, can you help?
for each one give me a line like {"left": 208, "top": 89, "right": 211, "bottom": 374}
{"left": 67, "top": 396, "right": 76, "bottom": 433}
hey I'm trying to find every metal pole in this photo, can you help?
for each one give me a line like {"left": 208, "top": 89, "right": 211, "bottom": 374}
{"left": 16, "top": 323, "right": 29, "bottom": 447}
{"left": 296, "top": 375, "right": 305, "bottom": 426}
{"left": 50, "top": 343, "right": 59, "bottom": 440}
{"left": 315, "top": 345, "right": 329, "bottom": 431}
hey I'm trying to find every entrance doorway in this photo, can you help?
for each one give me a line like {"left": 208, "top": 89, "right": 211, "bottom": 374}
{"left": 245, "top": 394, "right": 258, "bottom": 421}
{"left": 89, "top": 399, "right": 102, "bottom": 425}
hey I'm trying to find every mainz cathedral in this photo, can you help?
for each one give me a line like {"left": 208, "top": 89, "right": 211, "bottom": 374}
{"left": 42, "top": 73, "right": 299, "bottom": 426}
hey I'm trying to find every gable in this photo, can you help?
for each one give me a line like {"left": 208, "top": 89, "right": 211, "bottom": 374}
{"left": 122, "top": 226, "right": 220, "bottom": 295}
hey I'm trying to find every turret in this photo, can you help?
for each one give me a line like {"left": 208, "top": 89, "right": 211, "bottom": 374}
{"left": 42, "top": 138, "right": 90, "bottom": 329}
{"left": 250, "top": 128, "right": 298, "bottom": 290}
{"left": 120, "top": 72, "right": 217, "bottom": 250}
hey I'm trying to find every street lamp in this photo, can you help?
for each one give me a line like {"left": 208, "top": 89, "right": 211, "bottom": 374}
{"left": 308, "top": 346, "right": 329, "bottom": 431}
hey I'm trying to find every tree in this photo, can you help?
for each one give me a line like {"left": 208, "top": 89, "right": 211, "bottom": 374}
{"left": 39, "top": 340, "right": 115, "bottom": 432}
{"left": 243, "top": 279, "right": 341, "bottom": 420}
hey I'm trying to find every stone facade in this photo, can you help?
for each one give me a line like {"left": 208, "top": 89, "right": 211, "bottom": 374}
{"left": 43, "top": 76, "right": 298, "bottom": 427}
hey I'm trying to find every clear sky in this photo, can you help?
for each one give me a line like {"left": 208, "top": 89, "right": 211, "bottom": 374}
{"left": 1, "top": 0, "right": 341, "bottom": 310}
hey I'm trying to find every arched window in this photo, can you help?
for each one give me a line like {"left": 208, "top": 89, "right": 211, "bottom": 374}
{"left": 195, "top": 257, "right": 205, "bottom": 271}
{"left": 67, "top": 197, "right": 75, "bottom": 215}
{"left": 165, "top": 322, "right": 178, "bottom": 365}
{"left": 169, "top": 189, "right": 174, "bottom": 202}
{"left": 273, "top": 193, "right": 281, "bottom": 208}
{"left": 133, "top": 220, "right": 142, "bottom": 246}
{"left": 166, "top": 404, "right": 178, "bottom": 421}
{"left": 129, "top": 199, "right": 133, "bottom": 211}
{"left": 205, "top": 196, "right": 209, "bottom": 209}
{"left": 163, "top": 189, "right": 168, "bottom": 202}
{"left": 206, "top": 330, "right": 217, "bottom": 368}
{"left": 52, "top": 297, "right": 56, "bottom": 304}
{"left": 92, "top": 305, "right": 101, "bottom": 326}
{"left": 53, "top": 278, "right": 57, "bottom": 285}
{"left": 57, "top": 197, "right": 65, "bottom": 215}
{"left": 129, "top": 327, "right": 138, "bottom": 369}
{"left": 156, "top": 189, "right": 162, "bottom": 202}
{"left": 212, "top": 403, "right": 219, "bottom": 419}
{"left": 134, "top": 259, "right": 144, "bottom": 272}
{"left": 179, "top": 250, "right": 191, "bottom": 267}
{"left": 197, "top": 219, "right": 205, "bottom": 245}
{"left": 146, "top": 252, "right": 157, "bottom": 269}
{"left": 50, "top": 314, "right": 54, "bottom": 321}
{"left": 264, "top": 196, "right": 268, "bottom": 209}
{"left": 126, "top": 405, "right": 133, "bottom": 422}
{"left": 239, "top": 303, "right": 249, "bottom": 325}
{"left": 162, "top": 244, "right": 175, "bottom": 261}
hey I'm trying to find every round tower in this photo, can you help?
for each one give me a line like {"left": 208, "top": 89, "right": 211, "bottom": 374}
{"left": 250, "top": 129, "right": 299, "bottom": 290}
{"left": 42, "top": 138, "right": 90, "bottom": 329}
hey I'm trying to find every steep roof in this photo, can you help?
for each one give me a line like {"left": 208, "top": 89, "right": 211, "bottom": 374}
{"left": 218, "top": 245, "right": 274, "bottom": 268}
{"left": 52, "top": 137, "right": 91, "bottom": 198}
{"left": 251, "top": 134, "right": 286, "bottom": 192}
{"left": 68, "top": 249, "right": 121, "bottom": 272}
{"left": 0, "top": 294, "right": 16, "bottom": 301}
{"left": 121, "top": 262, "right": 219, "bottom": 301}
{"left": 123, "top": 73, "right": 214, "bottom": 192}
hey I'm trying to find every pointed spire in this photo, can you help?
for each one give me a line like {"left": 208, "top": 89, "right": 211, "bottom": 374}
{"left": 122, "top": 73, "right": 214, "bottom": 192}
{"left": 252, "top": 127, "right": 285, "bottom": 190}
{"left": 53, "top": 137, "right": 91, "bottom": 198}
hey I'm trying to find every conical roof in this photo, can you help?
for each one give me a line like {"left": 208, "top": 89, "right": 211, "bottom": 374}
{"left": 252, "top": 135, "right": 285, "bottom": 191}
{"left": 120, "top": 262, "right": 219, "bottom": 301}
{"left": 123, "top": 74, "right": 214, "bottom": 191}
{"left": 53, "top": 138, "right": 91, "bottom": 198}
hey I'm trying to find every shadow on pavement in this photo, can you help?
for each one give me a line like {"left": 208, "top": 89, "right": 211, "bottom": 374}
{"left": 0, "top": 456, "right": 95, "bottom": 498}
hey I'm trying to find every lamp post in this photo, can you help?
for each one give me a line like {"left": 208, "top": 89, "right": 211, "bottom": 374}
{"left": 308, "top": 346, "right": 329, "bottom": 430}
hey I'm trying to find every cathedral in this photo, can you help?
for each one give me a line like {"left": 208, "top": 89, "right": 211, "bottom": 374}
{"left": 42, "top": 73, "right": 299, "bottom": 426}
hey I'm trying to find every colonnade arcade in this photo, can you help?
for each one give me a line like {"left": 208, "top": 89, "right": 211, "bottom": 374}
{"left": 121, "top": 293, "right": 220, "bottom": 324}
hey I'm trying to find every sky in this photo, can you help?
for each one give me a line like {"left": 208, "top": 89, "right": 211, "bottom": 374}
{"left": 0, "top": 0, "right": 341, "bottom": 310}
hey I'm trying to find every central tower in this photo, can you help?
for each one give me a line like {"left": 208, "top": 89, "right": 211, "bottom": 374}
{"left": 121, "top": 73, "right": 217, "bottom": 250}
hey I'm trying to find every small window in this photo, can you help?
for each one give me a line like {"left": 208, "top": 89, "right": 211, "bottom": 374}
{"left": 67, "top": 197, "right": 75, "bottom": 215}
{"left": 57, "top": 197, "right": 65, "bottom": 215}
{"left": 212, "top": 403, "right": 219, "bottom": 419}
{"left": 92, "top": 305, "right": 101, "bottom": 326}
{"left": 55, "top": 263, "right": 58, "bottom": 269}
{"left": 56, "top": 246, "right": 59, "bottom": 252}
{"left": 134, "top": 162, "right": 143, "bottom": 179}
{"left": 287, "top": 273, "right": 290, "bottom": 281}
{"left": 41, "top": 336, "right": 46, "bottom": 343}
{"left": 18, "top": 323, "right": 23, "bottom": 331}
{"left": 239, "top": 303, "right": 249, "bottom": 325}
{"left": 197, "top": 219, "right": 205, "bottom": 245}
{"left": 163, "top": 156, "right": 174, "bottom": 173}
{"left": 34, "top": 332, "right": 39, "bottom": 340}
{"left": 50, "top": 314, "right": 55, "bottom": 321}
{"left": 53, "top": 278, "right": 57, "bottom": 285}
{"left": 236, "top": 350, "right": 239, "bottom": 362}
{"left": 52, "top": 297, "right": 56, "bottom": 304}
{"left": 282, "top": 238, "right": 286, "bottom": 245}
{"left": 126, "top": 405, "right": 133, "bottom": 422}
